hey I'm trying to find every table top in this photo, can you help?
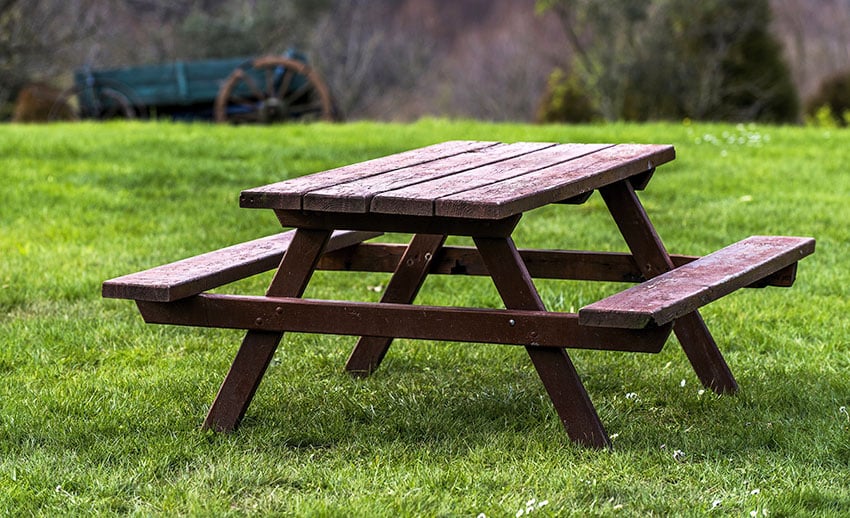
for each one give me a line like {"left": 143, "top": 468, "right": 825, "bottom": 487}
{"left": 240, "top": 141, "right": 675, "bottom": 220}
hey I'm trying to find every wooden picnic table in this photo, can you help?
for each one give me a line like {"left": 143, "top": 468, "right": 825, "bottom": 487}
{"left": 103, "top": 141, "right": 815, "bottom": 448}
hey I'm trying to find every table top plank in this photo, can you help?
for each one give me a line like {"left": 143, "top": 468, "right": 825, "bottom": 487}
{"left": 240, "top": 141, "right": 676, "bottom": 220}
{"left": 240, "top": 140, "right": 498, "bottom": 210}
{"left": 370, "top": 143, "right": 614, "bottom": 216}
{"left": 302, "top": 141, "right": 556, "bottom": 214}
{"left": 435, "top": 144, "right": 675, "bottom": 219}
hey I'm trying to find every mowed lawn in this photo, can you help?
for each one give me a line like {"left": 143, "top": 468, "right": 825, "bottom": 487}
{"left": 0, "top": 119, "right": 848, "bottom": 516}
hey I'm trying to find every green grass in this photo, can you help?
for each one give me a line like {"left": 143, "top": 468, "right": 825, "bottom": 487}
{"left": 1, "top": 119, "right": 848, "bottom": 516}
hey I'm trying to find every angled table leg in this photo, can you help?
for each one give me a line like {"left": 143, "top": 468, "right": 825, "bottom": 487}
{"left": 203, "top": 228, "right": 333, "bottom": 432}
{"left": 599, "top": 180, "right": 738, "bottom": 394}
{"left": 474, "top": 235, "right": 611, "bottom": 448}
{"left": 345, "top": 234, "right": 447, "bottom": 376}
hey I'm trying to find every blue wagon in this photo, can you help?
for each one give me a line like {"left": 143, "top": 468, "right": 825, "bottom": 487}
{"left": 51, "top": 52, "right": 337, "bottom": 123}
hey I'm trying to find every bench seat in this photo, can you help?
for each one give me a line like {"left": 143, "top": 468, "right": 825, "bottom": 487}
{"left": 102, "top": 230, "right": 381, "bottom": 302}
{"left": 578, "top": 236, "right": 815, "bottom": 329}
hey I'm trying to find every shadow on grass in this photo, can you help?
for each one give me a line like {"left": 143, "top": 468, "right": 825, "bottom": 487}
{"left": 218, "top": 354, "right": 849, "bottom": 461}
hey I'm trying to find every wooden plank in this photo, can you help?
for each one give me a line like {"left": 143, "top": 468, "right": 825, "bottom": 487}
{"left": 302, "top": 142, "right": 557, "bottom": 214}
{"left": 370, "top": 143, "right": 613, "bottom": 216}
{"left": 239, "top": 140, "right": 498, "bottom": 210}
{"left": 136, "top": 294, "right": 672, "bottom": 353}
{"left": 435, "top": 144, "right": 675, "bottom": 219}
{"left": 318, "top": 243, "right": 799, "bottom": 287}
{"left": 578, "top": 236, "right": 816, "bottom": 328}
{"left": 102, "top": 230, "right": 381, "bottom": 302}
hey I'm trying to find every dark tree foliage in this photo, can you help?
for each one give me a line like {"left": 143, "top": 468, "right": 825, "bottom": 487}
{"left": 537, "top": 0, "right": 800, "bottom": 122}
{"left": 806, "top": 71, "right": 850, "bottom": 126}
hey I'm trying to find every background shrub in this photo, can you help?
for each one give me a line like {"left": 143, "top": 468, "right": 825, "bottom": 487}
{"left": 806, "top": 71, "right": 850, "bottom": 127}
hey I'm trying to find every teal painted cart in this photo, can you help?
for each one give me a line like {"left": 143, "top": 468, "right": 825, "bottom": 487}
{"left": 51, "top": 52, "right": 336, "bottom": 123}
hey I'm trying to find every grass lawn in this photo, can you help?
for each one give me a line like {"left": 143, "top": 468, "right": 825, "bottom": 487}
{"left": 0, "top": 119, "right": 848, "bottom": 516}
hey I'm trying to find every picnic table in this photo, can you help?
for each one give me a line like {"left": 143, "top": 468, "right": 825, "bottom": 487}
{"left": 103, "top": 141, "right": 815, "bottom": 448}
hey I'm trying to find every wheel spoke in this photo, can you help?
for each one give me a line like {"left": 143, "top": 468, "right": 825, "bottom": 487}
{"left": 265, "top": 68, "right": 275, "bottom": 98}
{"left": 284, "top": 81, "right": 313, "bottom": 104}
{"left": 241, "top": 73, "right": 265, "bottom": 100}
{"left": 276, "top": 69, "right": 295, "bottom": 101}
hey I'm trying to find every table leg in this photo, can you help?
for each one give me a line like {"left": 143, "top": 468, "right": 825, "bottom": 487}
{"left": 474, "top": 235, "right": 611, "bottom": 449}
{"left": 599, "top": 180, "right": 738, "bottom": 394}
{"left": 345, "top": 234, "right": 447, "bottom": 376}
{"left": 203, "top": 228, "right": 333, "bottom": 432}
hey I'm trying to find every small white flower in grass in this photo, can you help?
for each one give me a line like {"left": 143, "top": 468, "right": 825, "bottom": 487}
{"left": 625, "top": 392, "right": 638, "bottom": 400}
{"left": 680, "top": 379, "right": 686, "bottom": 388}
{"left": 751, "top": 489, "right": 761, "bottom": 495}
{"left": 516, "top": 510, "right": 524, "bottom": 518}
{"left": 750, "top": 511, "right": 758, "bottom": 518}
{"left": 477, "top": 514, "right": 487, "bottom": 518}
{"left": 673, "top": 449, "right": 685, "bottom": 461}
{"left": 538, "top": 500, "right": 549, "bottom": 509}
{"left": 367, "top": 285, "right": 383, "bottom": 293}
{"left": 610, "top": 433, "right": 620, "bottom": 440}
{"left": 711, "top": 499, "right": 722, "bottom": 509}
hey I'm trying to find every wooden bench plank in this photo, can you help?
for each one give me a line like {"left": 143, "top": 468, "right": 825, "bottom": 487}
{"left": 301, "top": 142, "right": 556, "bottom": 214}
{"left": 239, "top": 140, "right": 498, "bottom": 210}
{"left": 102, "top": 230, "right": 381, "bottom": 302}
{"left": 578, "top": 236, "right": 815, "bottom": 328}
{"left": 370, "top": 144, "right": 613, "bottom": 216}
{"left": 435, "top": 144, "right": 675, "bottom": 219}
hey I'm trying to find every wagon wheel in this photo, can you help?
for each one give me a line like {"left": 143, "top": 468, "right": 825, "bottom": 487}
{"left": 49, "top": 80, "right": 146, "bottom": 121}
{"left": 214, "top": 56, "right": 336, "bottom": 124}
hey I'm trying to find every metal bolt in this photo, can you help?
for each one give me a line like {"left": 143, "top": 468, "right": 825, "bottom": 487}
{"left": 275, "top": 306, "right": 283, "bottom": 314}
{"left": 255, "top": 317, "right": 263, "bottom": 326}
{"left": 508, "top": 319, "right": 516, "bottom": 327}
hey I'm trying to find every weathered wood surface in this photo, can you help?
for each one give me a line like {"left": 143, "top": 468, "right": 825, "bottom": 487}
{"left": 102, "top": 230, "right": 381, "bottom": 302}
{"left": 136, "top": 294, "right": 673, "bottom": 353}
{"left": 316, "top": 243, "right": 801, "bottom": 286}
{"left": 239, "top": 140, "right": 497, "bottom": 210}
{"left": 578, "top": 236, "right": 816, "bottom": 329}
{"left": 370, "top": 143, "right": 612, "bottom": 216}
{"left": 241, "top": 142, "right": 675, "bottom": 219}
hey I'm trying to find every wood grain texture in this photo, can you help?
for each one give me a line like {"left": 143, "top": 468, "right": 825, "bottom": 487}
{"left": 302, "top": 142, "right": 555, "bottom": 213}
{"left": 239, "top": 140, "right": 498, "bottom": 210}
{"left": 579, "top": 236, "right": 815, "bottom": 328}
{"left": 370, "top": 143, "right": 612, "bottom": 216}
{"left": 436, "top": 144, "right": 675, "bottom": 219}
{"left": 240, "top": 141, "right": 674, "bottom": 220}
{"left": 102, "top": 230, "right": 381, "bottom": 302}
{"left": 137, "top": 294, "right": 672, "bottom": 352}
